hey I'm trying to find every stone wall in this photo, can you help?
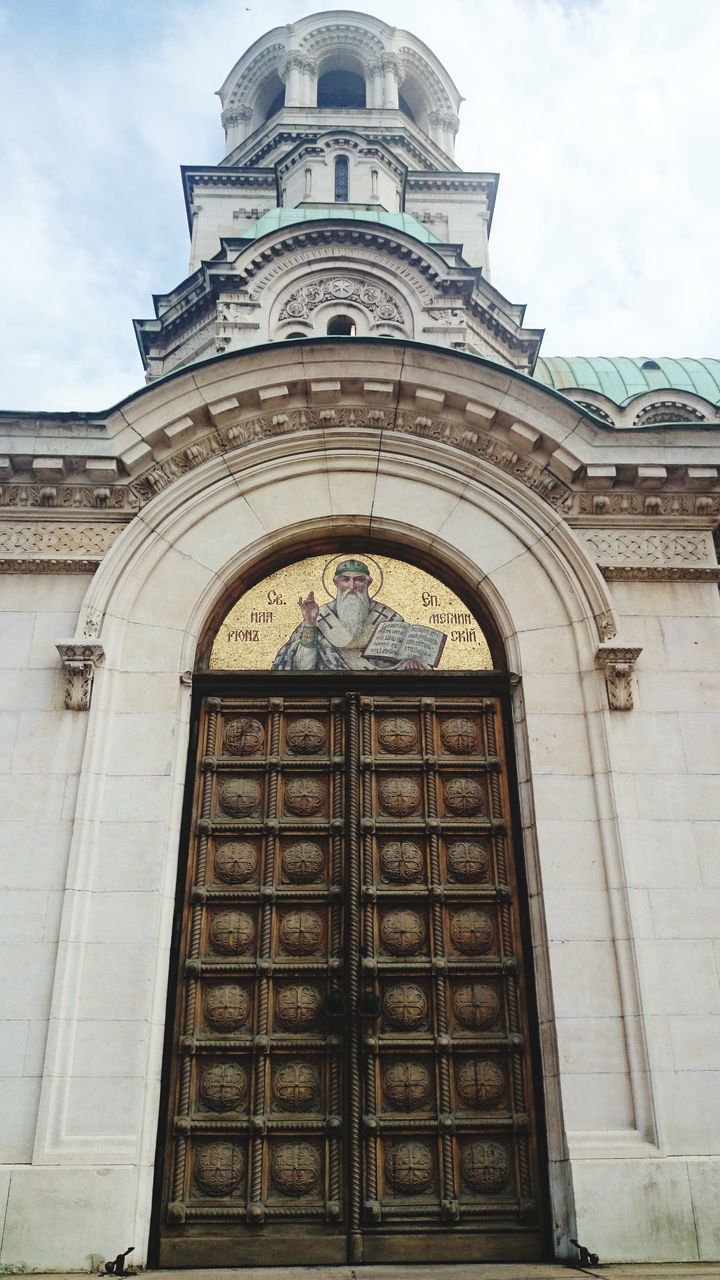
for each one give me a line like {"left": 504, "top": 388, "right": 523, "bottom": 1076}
{"left": 0, "top": 345, "right": 718, "bottom": 1266}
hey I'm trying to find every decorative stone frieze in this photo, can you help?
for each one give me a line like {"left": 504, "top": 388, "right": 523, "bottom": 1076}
{"left": 594, "top": 646, "right": 643, "bottom": 712}
{"left": 278, "top": 277, "right": 404, "bottom": 326}
{"left": 2, "top": 376, "right": 719, "bottom": 557}
{"left": 0, "top": 482, "right": 136, "bottom": 510}
{"left": 579, "top": 528, "right": 720, "bottom": 580}
{"left": 55, "top": 641, "right": 105, "bottom": 711}
{"left": 0, "top": 522, "right": 124, "bottom": 556}
{"left": 576, "top": 491, "right": 720, "bottom": 517}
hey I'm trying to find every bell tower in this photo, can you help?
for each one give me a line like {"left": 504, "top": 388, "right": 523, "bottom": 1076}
{"left": 134, "top": 11, "right": 542, "bottom": 380}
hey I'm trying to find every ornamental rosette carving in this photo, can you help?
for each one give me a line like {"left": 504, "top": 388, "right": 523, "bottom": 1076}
{"left": 278, "top": 277, "right": 403, "bottom": 325}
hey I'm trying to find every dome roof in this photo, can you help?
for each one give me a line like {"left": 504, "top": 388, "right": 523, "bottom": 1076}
{"left": 535, "top": 356, "right": 720, "bottom": 406}
{"left": 238, "top": 206, "right": 441, "bottom": 245}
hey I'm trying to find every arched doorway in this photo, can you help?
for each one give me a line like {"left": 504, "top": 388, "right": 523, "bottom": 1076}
{"left": 154, "top": 550, "right": 549, "bottom": 1265}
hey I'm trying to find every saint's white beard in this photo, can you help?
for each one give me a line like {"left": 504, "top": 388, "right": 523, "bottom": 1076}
{"left": 335, "top": 588, "right": 371, "bottom": 638}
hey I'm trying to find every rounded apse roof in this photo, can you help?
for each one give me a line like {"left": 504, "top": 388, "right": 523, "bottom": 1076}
{"left": 535, "top": 356, "right": 720, "bottom": 406}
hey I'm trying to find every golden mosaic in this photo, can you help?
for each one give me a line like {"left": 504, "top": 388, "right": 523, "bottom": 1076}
{"left": 209, "top": 553, "right": 492, "bottom": 671}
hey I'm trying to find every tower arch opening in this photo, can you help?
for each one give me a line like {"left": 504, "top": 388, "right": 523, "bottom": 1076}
{"left": 396, "top": 73, "right": 430, "bottom": 134}
{"left": 316, "top": 54, "right": 367, "bottom": 109}
{"left": 254, "top": 69, "right": 285, "bottom": 125}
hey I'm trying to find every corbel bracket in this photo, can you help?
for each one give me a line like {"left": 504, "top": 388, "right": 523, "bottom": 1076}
{"left": 56, "top": 641, "right": 105, "bottom": 711}
{"left": 594, "top": 646, "right": 642, "bottom": 711}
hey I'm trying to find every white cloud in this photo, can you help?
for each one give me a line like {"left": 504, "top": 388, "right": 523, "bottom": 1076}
{"left": 0, "top": 0, "right": 717, "bottom": 410}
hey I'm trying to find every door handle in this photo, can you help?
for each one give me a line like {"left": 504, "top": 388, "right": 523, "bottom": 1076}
{"left": 357, "top": 991, "right": 382, "bottom": 1019}
{"left": 323, "top": 990, "right": 347, "bottom": 1019}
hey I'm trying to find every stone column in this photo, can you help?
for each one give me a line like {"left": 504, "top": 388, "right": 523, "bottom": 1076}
{"left": 283, "top": 56, "right": 303, "bottom": 107}
{"left": 428, "top": 111, "right": 442, "bottom": 149}
{"left": 368, "top": 62, "right": 383, "bottom": 108}
{"left": 442, "top": 112, "right": 460, "bottom": 159}
{"left": 301, "top": 60, "right": 316, "bottom": 107}
{"left": 221, "top": 104, "right": 253, "bottom": 152}
{"left": 382, "top": 56, "right": 400, "bottom": 109}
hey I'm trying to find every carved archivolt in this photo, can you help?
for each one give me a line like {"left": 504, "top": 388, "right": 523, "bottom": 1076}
{"left": 123, "top": 407, "right": 574, "bottom": 513}
{"left": 299, "top": 24, "right": 386, "bottom": 66}
{"left": 278, "top": 277, "right": 404, "bottom": 326}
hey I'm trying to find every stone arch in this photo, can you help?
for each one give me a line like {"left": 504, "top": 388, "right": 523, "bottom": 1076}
{"left": 55, "top": 437, "right": 632, "bottom": 1251}
{"left": 35, "top": 342, "right": 663, "bottom": 1263}
{"left": 241, "top": 227, "right": 451, "bottom": 320}
{"left": 632, "top": 396, "right": 708, "bottom": 426}
{"left": 398, "top": 45, "right": 453, "bottom": 115}
{"left": 299, "top": 23, "right": 386, "bottom": 78}
{"left": 223, "top": 41, "right": 286, "bottom": 112}
{"left": 397, "top": 69, "right": 432, "bottom": 134}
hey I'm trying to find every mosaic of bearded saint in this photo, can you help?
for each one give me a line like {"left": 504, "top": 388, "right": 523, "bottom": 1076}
{"left": 272, "top": 559, "right": 426, "bottom": 672}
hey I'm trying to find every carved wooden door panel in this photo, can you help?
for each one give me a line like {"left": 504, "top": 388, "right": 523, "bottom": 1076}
{"left": 159, "top": 695, "right": 348, "bottom": 1267}
{"left": 158, "top": 690, "right": 544, "bottom": 1266}
{"left": 353, "top": 694, "right": 543, "bottom": 1262}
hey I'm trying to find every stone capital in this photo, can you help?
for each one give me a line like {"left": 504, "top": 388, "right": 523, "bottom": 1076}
{"left": 594, "top": 646, "right": 642, "bottom": 711}
{"left": 56, "top": 641, "right": 105, "bottom": 711}
{"left": 221, "top": 104, "right": 252, "bottom": 129}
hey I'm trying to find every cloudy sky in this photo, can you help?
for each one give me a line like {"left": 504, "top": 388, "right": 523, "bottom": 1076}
{"left": 0, "top": 0, "right": 717, "bottom": 411}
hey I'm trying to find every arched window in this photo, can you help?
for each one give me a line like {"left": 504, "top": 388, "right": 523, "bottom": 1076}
{"left": 285, "top": 332, "right": 307, "bottom": 340}
{"left": 327, "top": 314, "right": 356, "bottom": 336}
{"left": 334, "top": 155, "right": 349, "bottom": 202}
{"left": 317, "top": 69, "right": 366, "bottom": 108}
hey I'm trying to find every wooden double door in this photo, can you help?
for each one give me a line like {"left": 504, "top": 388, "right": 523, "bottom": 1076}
{"left": 156, "top": 685, "right": 546, "bottom": 1266}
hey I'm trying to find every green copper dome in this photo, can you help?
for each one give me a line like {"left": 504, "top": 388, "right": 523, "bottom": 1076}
{"left": 535, "top": 356, "right": 720, "bottom": 406}
{"left": 239, "top": 206, "right": 441, "bottom": 245}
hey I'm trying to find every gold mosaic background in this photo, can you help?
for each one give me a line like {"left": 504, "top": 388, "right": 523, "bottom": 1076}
{"left": 209, "top": 553, "right": 492, "bottom": 670}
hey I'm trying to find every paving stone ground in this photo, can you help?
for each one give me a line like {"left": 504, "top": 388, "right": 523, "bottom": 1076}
{"left": 27, "top": 1265, "right": 720, "bottom": 1280}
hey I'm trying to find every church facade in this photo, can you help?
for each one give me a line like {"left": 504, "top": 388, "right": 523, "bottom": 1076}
{"left": 1, "top": 11, "right": 719, "bottom": 1270}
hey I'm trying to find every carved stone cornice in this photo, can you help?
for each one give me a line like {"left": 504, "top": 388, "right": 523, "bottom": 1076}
{"left": 575, "top": 492, "right": 720, "bottom": 517}
{"left": 600, "top": 565, "right": 720, "bottom": 582}
{"left": 0, "top": 557, "right": 103, "bottom": 574}
{"left": 594, "top": 647, "right": 642, "bottom": 712}
{"left": 135, "top": 225, "right": 542, "bottom": 372}
{"left": 185, "top": 169, "right": 276, "bottom": 195}
{"left": 56, "top": 642, "right": 105, "bottom": 711}
{"left": 2, "top": 397, "right": 719, "bottom": 539}
{"left": 0, "top": 485, "right": 136, "bottom": 511}
{"left": 236, "top": 127, "right": 447, "bottom": 175}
